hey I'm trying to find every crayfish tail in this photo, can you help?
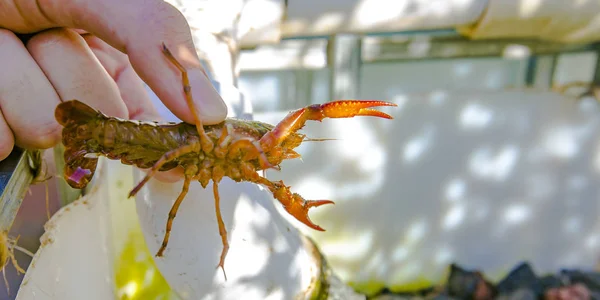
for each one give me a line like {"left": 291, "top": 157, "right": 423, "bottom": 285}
{"left": 64, "top": 155, "right": 98, "bottom": 189}
{"left": 55, "top": 100, "right": 99, "bottom": 126}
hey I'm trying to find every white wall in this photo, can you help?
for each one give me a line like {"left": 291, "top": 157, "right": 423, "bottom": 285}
{"left": 237, "top": 52, "right": 600, "bottom": 289}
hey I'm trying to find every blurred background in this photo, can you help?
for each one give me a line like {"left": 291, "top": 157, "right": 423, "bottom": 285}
{"left": 5, "top": 0, "right": 600, "bottom": 299}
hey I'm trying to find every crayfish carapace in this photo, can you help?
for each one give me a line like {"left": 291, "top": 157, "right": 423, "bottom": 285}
{"left": 54, "top": 43, "right": 397, "bottom": 280}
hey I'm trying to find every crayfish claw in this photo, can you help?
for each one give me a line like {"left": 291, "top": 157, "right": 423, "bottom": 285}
{"left": 285, "top": 194, "right": 334, "bottom": 231}
{"left": 355, "top": 108, "right": 394, "bottom": 119}
{"left": 318, "top": 100, "right": 397, "bottom": 119}
{"left": 306, "top": 199, "right": 335, "bottom": 208}
{"left": 284, "top": 149, "right": 301, "bottom": 159}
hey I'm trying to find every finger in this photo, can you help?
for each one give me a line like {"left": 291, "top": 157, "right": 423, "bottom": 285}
{"left": 81, "top": 34, "right": 160, "bottom": 121}
{"left": 558, "top": 288, "right": 569, "bottom": 300}
{"left": 0, "top": 109, "right": 15, "bottom": 161}
{"left": 83, "top": 34, "right": 184, "bottom": 183}
{"left": 26, "top": 28, "right": 128, "bottom": 119}
{"left": 572, "top": 284, "right": 590, "bottom": 299}
{"left": 0, "top": 29, "right": 62, "bottom": 149}
{"left": 1, "top": 0, "right": 228, "bottom": 124}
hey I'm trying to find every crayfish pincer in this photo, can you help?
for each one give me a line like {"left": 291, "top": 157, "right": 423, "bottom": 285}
{"left": 54, "top": 43, "right": 397, "bottom": 280}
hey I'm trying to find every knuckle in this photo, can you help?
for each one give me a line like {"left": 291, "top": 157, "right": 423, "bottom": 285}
{"left": 157, "top": 0, "right": 187, "bottom": 20}
{"left": 26, "top": 28, "right": 81, "bottom": 50}
{"left": 150, "top": 1, "right": 194, "bottom": 43}
{"left": 16, "top": 121, "right": 61, "bottom": 149}
{"left": 32, "top": 121, "right": 62, "bottom": 149}
{"left": 0, "top": 29, "right": 21, "bottom": 47}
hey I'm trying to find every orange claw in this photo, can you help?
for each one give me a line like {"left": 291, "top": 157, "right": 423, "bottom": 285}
{"left": 284, "top": 194, "right": 334, "bottom": 231}
{"left": 260, "top": 100, "right": 397, "bottom": 151}
{"left": 318, "top": 100, "right": 397, "bottom": 119}
{"left": 262, "top": 180, "right": 334, "bottom": 231}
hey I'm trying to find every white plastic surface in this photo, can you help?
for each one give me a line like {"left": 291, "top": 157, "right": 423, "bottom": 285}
{"left": 16, "top": 159, "right": 114, "bottom": 300}
{"left": 132, "top": 171, "right": 321, "bottom": 299}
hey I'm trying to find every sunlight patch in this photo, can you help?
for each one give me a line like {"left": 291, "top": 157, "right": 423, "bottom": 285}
{"left": 330, "top": 119, "right": 375, "bottom": 159}
{"left": 404, "top": 219, "right": 429, "bottom": 244}
{"left": 445, "top": 178, "right": 466, "bottom": 202}
{"left": 442, "top": 204, "right": 466, "bottom": 231}
{"left": 460, "top": 103, "right": 493, "bottom": 130}
{"left": 429, "top": 90, "right": 448, "bottom": 106}
{"left": 359, "top": 144, "right": 386, "bottom": 172}
{"left": 468, "top": 145, "right": 520, "bottom": 181}
{"left": 392, "top": 94, "right": 408, "bottom": 111}
{"left": 519, "top": 0, "right": 543, "bottom": 18}
{"left": 585, "top": 234, "right": 599, "bottom": 250}
{"left": 354, "top": 0, "right": 408, "bottom": 27}
{"left": 320, "top": 231, "right": 374, "bottom": 261}
{"left": 503, "top": 204, "right": 531, "bottom": 226}
{"left": 543, "top": 127, "right": 580, "bottom": 159}
{"left": 311, "top": 12, "right": 344, "bottom": 32}
{"left": 293, "top": 176, "right": 334, "bottom": 201}
{"left": 392, "top": 247, "right": 410, "bottom": 262}
{"left": 503, "top": 44, "right": 531, "bottom": 59}
{"left": 402, "top": 126, "right": 434, "bottom": 163}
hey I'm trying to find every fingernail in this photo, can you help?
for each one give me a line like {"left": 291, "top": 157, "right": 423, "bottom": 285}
{"left": 188, "top": 69, "right": 228, "bottom": 124}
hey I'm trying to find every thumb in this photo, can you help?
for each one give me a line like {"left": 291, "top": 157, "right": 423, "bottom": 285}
{"left": 0, "top": 0, "right": 228, "bottom": 125}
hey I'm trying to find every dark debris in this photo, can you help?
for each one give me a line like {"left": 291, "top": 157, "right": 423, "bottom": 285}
{"left": 369, "top": 262, "right": 600, "bottom": 300}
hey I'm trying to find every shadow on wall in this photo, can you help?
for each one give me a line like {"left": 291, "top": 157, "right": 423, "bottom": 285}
{"left": 253, "top": 90, "right": 600, "bottom": 287}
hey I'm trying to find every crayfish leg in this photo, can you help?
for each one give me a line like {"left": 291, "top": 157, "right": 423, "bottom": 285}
{"left": 1, "top": 233, "right": 28, "bottom": 296}
{"left": 64, "top": 155, "right": 98, "bottom": 189}
{"left": 156, "top": 175, "right": 192, "bottom": 257}
{"left": 161, "top": 43, "right": 214, "bottom": 153}
{"left": 241, "top": 166, "right": 333, "bottom": 231}
{"left": 128, "top": 141, "right": 200, "bottom": 198}
{"left": 214, "top": 124, "right": 233, "bottom": 159}
{"left": 212, "top": 181, "right": 229, "bottom": 280}
{"left": 6, "top": 236, "right": 25, "bottom": 275}
{"left": 227, "top": 138, "right": 274, "bottom": 170}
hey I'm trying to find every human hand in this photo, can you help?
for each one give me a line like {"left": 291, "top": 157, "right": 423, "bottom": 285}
{"left": 0, "top": 0, "right": 227, "bottom": 180}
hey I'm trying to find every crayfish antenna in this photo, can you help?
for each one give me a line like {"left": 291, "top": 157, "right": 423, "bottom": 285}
{"left": 303, "top": 138, "right": 339, "bottom": 142}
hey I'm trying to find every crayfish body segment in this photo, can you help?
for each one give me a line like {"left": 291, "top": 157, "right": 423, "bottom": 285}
{"left": 54, "top": 43, "right": 397, "bottom": 280}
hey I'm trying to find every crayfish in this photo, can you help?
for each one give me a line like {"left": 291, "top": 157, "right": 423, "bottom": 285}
{"left": 54, "top": 43, "right": 396, "bottom": 279}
